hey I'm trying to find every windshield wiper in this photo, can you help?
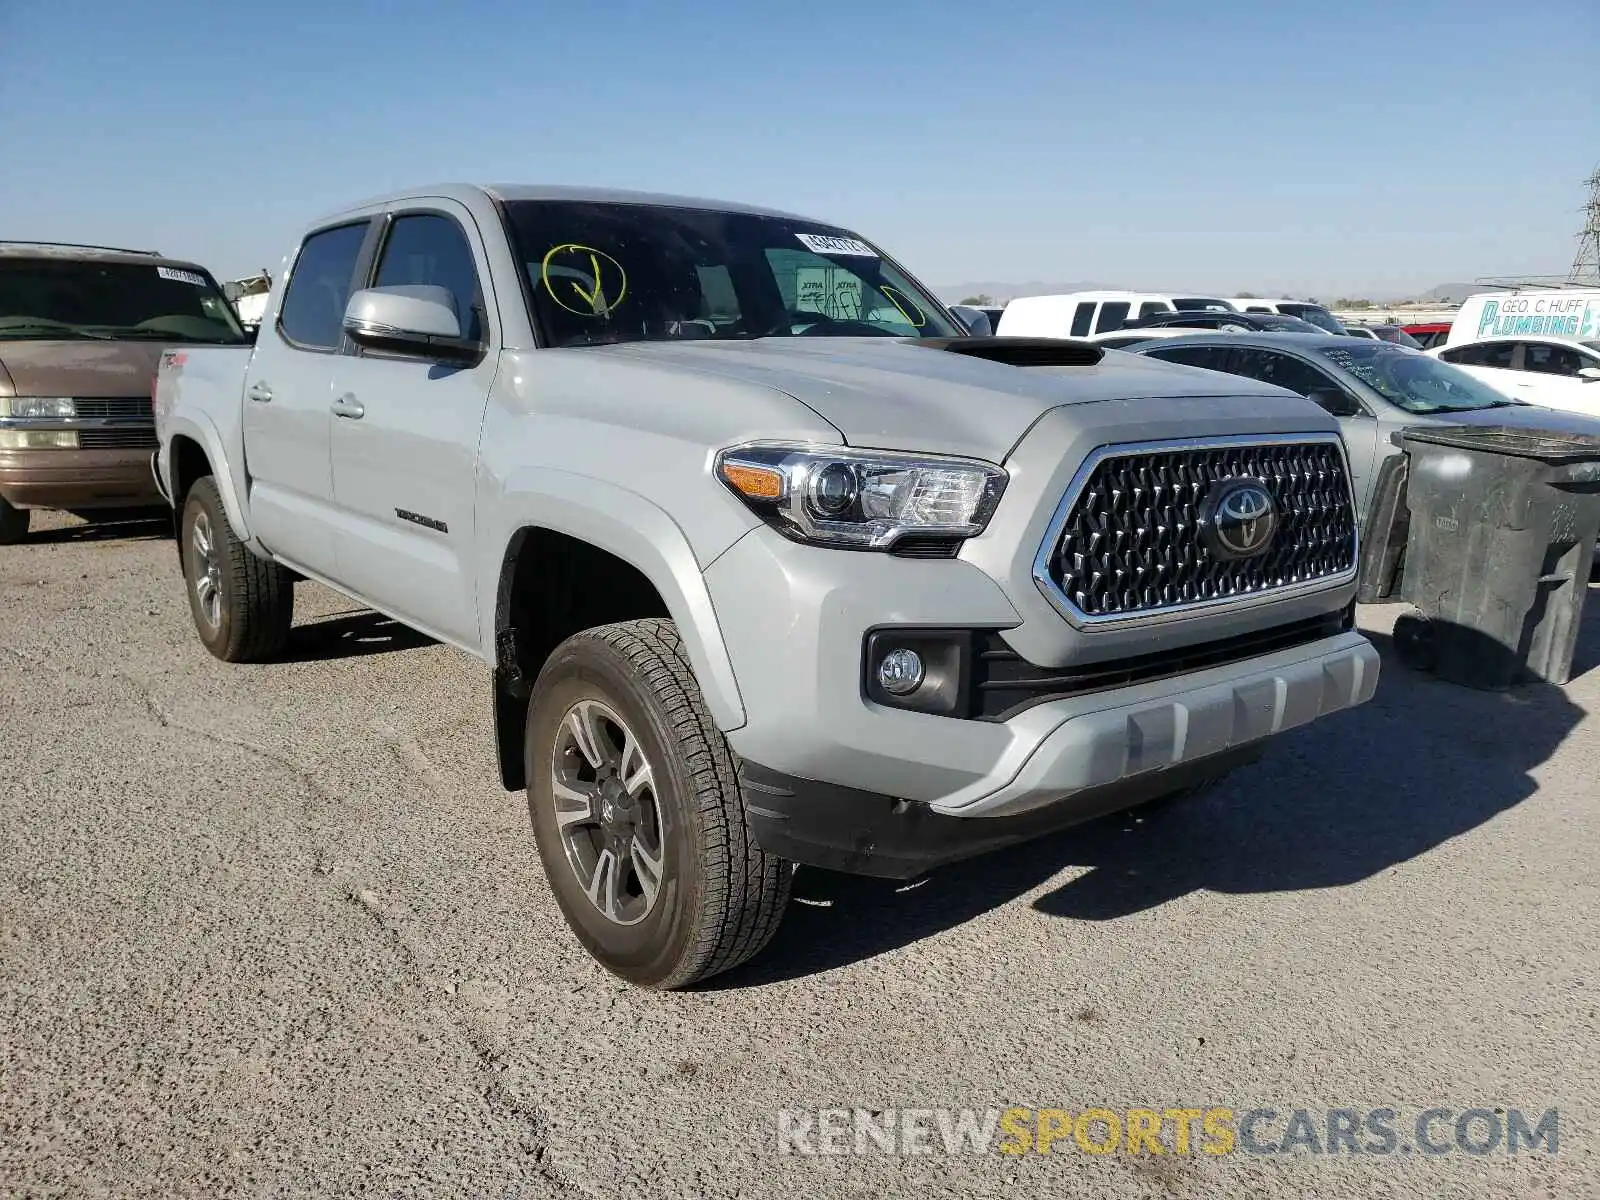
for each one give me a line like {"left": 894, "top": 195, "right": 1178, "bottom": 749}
{"left": 0, "top": 323, "right": 113, "bottom": 340}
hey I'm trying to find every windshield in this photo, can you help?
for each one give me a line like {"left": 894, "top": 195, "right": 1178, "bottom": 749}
{"left": 1318, "top": 342, "right": 1515, "bottom": 414}
{"left": 1253, "top": 314, "right": 1324, "bottom": 333}
{"left": 501, "top": 201, "right": 963, "bottom": 348}
{"left": 0, "top": 258, "right": 246, "bottom": 344}
{"left": 1276, "top": 303, "right": 1346, "bottom": 335}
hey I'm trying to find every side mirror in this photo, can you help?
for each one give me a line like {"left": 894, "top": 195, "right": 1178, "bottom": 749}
{"left": 948, "top": 305, "right": 992, "bottom": 337}
{"left": 1578, "top": 366, "right": 1600, "bottom": 382}
{"left": 1308, "top": 387, "right": 1364, "bottom": 418}
{"left": 343, "top": 285, "right": 478, "bottom": 360}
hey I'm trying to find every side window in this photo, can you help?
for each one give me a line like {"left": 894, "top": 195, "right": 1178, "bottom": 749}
{"left": 1149, "top": 345, "right": 1231, "bottom": 371}
{"left": 1230, "top": 349, "right": 1339, "bottom": 398}
{"left": 1095, "top": 301, "right": 1131, "bottom": 334}
{"left": 1138, "top": 301, "right": 1169, "bottom": 318}
{"left": 1522, "top": 342, "right": 1584, "bottom": 376}
{"left": 1069, "top": 303, "right": 1095, "bottom": 337}
{"left": 373, "top": 214, "right": 484, "bottom": 343}
{"left": 1443, "top": 341, "right": 1516, "bottom": 369}
{"left": 1244, "top": 305, "right": 1273, "bottom": 313}
{"left": 278, "top": 222, "right": 368, "bottom": 350}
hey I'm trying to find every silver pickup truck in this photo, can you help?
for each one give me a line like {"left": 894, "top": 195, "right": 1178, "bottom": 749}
{"left": 153, "top": 184, "right": 1379, "bottom": 988}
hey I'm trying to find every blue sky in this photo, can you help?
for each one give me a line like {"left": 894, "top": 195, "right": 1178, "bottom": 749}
{"left": 1, "top": 0, "right": 1594, "bottom": 298}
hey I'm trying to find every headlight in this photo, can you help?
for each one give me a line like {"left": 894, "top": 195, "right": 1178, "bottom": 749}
{"left": 0, "top": 430, "right": 78, "bottom": 449}
{"left": 0, "top": 397, "right": 76, "bottom": 419}
{"left": 715, "top": 442, "right": 1007, "bottom": 550}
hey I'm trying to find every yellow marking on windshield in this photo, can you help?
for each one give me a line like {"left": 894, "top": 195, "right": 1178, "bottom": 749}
{"left": 541, "top": 243, "right": 629, "bottom": 317}
{"left": 880, "top": 286, "right": 928, "bottom": 329}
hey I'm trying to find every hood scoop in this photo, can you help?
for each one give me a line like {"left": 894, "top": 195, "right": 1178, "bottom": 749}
{"left": 908, "top": 336, "right": 1105, "bottom": 368}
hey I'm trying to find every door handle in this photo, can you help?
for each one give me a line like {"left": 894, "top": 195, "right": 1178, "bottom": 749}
{"left": 246, "top": 382, "right": 273, "bottom": 403}
{"left": 331, "top": 394, "right": 365, "bottom": 420}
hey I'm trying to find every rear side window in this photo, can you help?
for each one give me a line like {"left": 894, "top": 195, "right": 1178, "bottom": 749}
{"left": 1148, "top": 345, "right": 1231, "bottom": 371}
{"left": 1522, "top": 342, "right": 1584, "bottom": 376}
{"left": 1228, "top": 348, "right": 1337, "bottom": 398}
{"left": 1069, "top": 303, "right": 1095, "bottom": 337}
{"left": 1138, "top": 301, "right": 1169, "bottom": 318}
{"left": 373, "top": 214, "right": 484, "bottom": 343}
{"left": 1442, "top": 341, "right": 1516, "bottom": 369}
{"left": 1095, "top": 301, "right": 1131, "bottom": 333}
{"left": 279, "top": 222, "right": 368, "bottom": 350}
{"left": 1173, "top": 297, "right": 1232, "bottom": 312}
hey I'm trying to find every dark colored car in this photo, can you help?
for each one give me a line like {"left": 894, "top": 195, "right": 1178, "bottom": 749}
{"left": 1121, "top": 310, "right": 1326, "bottom": 334}
{"left": 0, "top": 242, "right": 247, "bottom": 542}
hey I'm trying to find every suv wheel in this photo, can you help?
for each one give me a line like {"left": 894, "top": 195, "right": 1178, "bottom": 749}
{"left": 180, "top": 477, "right": 294, "bottom": 662}
{"left": 526, "top": 618, "right": 792, "bottom": 988}
{"left": 0, "top": 496, "right": 29, "bottom": 545}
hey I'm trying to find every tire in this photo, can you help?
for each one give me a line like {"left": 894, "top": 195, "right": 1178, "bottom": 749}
{"left": 526, "top": 618, "right": 792, "bottom": 989}
{"left": 180, "top": 477, "right": 293, "bottom": 662}
{"left": 1393, "top": 612, "right": 1436, "bottom": 674}
{"left": 0, "top": 496, "right": 29, "bottom": 545}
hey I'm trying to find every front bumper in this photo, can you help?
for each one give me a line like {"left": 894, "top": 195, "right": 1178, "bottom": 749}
{"left": 0, "top": 448, "right": 164, "bottom": 510}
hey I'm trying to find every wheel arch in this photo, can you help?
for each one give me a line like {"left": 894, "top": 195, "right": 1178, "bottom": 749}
{"left": 162, "top": 414, "right": 252, "bottom": 543}
{"left": 487, "top": 472, "right": 748, "bottom": 791}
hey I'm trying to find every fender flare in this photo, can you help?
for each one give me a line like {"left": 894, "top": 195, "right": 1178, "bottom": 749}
{"left": 162, "top": 412, "right": 254, "bottom": 543}
{"left": 489, "top": 470, "right": 748, "bottom": 731}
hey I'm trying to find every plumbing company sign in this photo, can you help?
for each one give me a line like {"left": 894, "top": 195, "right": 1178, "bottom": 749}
{"left": 1476, "top": 294, "right": 1600, "bottom": 339}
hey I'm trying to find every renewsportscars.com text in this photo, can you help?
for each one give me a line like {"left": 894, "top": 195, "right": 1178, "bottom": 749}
{"left": 776, "top": 1106, "right": 1560, "bottom": 1158}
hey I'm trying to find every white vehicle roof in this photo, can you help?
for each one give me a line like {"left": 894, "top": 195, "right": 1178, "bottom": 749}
{"left": 1426, "top": 333, "right": 1600, "bottom": 358}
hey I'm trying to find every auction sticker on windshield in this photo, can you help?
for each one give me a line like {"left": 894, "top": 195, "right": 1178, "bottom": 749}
{"left": 157, "top": 267, "right": 207, "bottom": 286}
{"left": 795, "top": 233, "right": 877, "bottom": 257}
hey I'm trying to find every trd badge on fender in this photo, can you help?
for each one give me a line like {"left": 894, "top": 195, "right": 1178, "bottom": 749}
{"left": 1199, "top": 478, "right": 1279, "bottom": 560}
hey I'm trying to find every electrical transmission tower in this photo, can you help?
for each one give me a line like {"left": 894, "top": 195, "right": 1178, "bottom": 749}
{"left": 1572, "top": 165, "right": 1600, "bottom": 284}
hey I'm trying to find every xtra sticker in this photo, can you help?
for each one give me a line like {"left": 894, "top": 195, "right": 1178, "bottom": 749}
{"left": 795, "top": 233, "right": 878, "bottom": 258}
{"left": 157, "top": 267, "right": 207, "bottom": 287}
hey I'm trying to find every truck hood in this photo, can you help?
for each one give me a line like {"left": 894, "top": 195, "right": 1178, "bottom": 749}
{"left": 596, "top": 338, "right": 1293, "bottom": 461}
{"left": 1434, "top": 403, "right": 1600, "bottom": 436}
{"left": 0, "top": 340, "right": 164, "bottom": 398}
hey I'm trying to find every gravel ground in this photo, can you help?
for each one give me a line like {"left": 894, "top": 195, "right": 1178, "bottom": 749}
{"left": 2, "top": 509, "right": 1597, "bottom": 1199}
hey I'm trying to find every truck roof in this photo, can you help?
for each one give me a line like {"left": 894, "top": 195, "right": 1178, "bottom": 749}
{"left": 317, "top": 182, "right": 819, "bottom": 226}
{"left": 0, "top": 241, "right": 210, "bottom": 272}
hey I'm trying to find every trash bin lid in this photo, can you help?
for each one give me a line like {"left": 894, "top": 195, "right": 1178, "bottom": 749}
{"left": 1394, "top": 424, "right": 1600, "bottom": 463}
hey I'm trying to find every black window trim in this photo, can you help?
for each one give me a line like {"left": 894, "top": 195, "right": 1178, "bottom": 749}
{"left": 274, "top": 219, "right": 376, "bottom": 357}
{"left": 352, "top": 206, "right": 493, "bottom": 365}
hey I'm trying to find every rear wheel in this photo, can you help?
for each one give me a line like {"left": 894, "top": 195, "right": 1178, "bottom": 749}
{"left": 180, "top": 477, "right": 293, "bottom": 662}
{"left": 526, "top": 618, "right": 792, "bottom": 988}
{"left": 0, "top": 496, "right": 29, "bottom": 544}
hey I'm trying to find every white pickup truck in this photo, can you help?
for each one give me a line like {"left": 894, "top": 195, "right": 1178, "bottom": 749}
{"left": 154, "top": 184, "right": 1378, "bottom": 987}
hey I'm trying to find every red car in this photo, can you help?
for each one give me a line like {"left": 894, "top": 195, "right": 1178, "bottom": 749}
{"left": 1402, "top": 322, "right": 1452, "bottom": 350}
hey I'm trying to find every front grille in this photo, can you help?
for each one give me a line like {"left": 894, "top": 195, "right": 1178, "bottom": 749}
{"left": 1042, "top": 438, "right": 1356, "bottom": 621}
{"left": 74, "top": 397, "right": 151, "bottom": 420}
{"left": 78, "top": 427, "right": 157, "bottom": 450}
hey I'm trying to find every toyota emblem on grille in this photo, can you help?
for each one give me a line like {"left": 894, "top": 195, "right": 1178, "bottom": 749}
{"left": 1200, "top": 478, "right": 1279, "bottom": 560}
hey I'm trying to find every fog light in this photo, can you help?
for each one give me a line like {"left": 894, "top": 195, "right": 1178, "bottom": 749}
{"left": 0, "top": 429, "right": 78, "bottom": 449}
{"left": 876, "top": 648, "right": 925, "bottom": 696}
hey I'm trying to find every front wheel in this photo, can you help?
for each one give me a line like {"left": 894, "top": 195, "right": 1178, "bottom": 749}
{"left": 526, "top": 618, "right": 792, "bottom": 988}
{"left": 180, "top": 477, "right": 293, "bottom": 662}
{"left": 0, "top": 495, "right": 29, "bottom": 544}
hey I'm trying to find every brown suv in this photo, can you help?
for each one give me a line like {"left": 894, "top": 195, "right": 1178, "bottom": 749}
{"left": 0, "top": 242, "right": 247, "bottom": 542}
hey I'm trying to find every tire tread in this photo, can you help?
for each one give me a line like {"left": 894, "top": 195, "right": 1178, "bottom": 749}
{"left": 565, "top": 617, "right": 791, "bottom": 987}
{"left": 185, "top": 477, "right": 293, "bottom": 662}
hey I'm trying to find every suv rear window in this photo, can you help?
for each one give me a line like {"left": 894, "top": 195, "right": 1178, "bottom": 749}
{"left": 0, "top": 258, "right": 245, "bottom": 344}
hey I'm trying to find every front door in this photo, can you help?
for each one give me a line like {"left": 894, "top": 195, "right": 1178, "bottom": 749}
{"left": 328, "top": 206, "right": 498, "bottom": 648}
{"left": 242, "top": 220, "right": 371, "bottom": 578}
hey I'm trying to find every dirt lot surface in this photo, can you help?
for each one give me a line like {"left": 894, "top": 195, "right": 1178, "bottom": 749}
{"left": 3, "top": 510, "right": 1597, "bottom": 1199}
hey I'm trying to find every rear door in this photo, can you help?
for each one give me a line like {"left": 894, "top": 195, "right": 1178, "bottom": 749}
{"left": 326, "top": 203, "right": 498, "bottom": 648}
{"left": 242, "top": 220, "right": 371, "bottom": 577}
